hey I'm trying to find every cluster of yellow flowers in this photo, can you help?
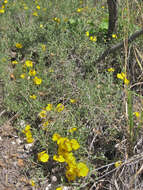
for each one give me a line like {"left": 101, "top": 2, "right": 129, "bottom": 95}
{"left": 38, "top": 151, "right": 49, "bottom": 162}
{"left": 52, "top": 133, "right": 89, "bottom": 181}
{"left": 0, "top": 0, "right": 8, "bottom": 14}
{"left": 117, "top": 72, "right": 130, "bottom": 85}
{"left": 19, "top": 59, "right": 42, "bottom": 85}
{"left": 86, "top": 31, "right": 97, "bottom": 42}
{"left": 22, "top": 125, "right": 34, "bottom": 143}
{"left": 107, "top": 68, "right": 130, "bottom": 85}
{"left": 32, "top": 1, "right": 41, "bottom": 16}
{"left": 38, "top": 103, "right": 64, "bottom": 130}
{"left": 53, "top": 17, "right": 60, "bottom": 23}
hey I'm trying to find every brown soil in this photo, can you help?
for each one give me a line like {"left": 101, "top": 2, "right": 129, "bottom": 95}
{"left": 0, "top": 121, "right": 33, "bottom": 190}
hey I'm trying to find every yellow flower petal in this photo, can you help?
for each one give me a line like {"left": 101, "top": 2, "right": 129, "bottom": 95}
{"left": 134, "top": 112, "right": 140, "bottom": 118}
{"left": 12, "top": 60, "right": 19, "bottom": 65}
{"left": 29, "top": 69, "right": 36, "bottom": 76}
{"left": 56, "top": 187, "right": 63, "bottom": 190}
{"left": 52, "top": 133, "right": 61, "bottom": 142}
{"left": 33, "top": 76, "right": 42, "bottom": 85}
{"left": 46, "top": 104, "right": 52, "bottom": 111}
{"left": 16, "top": 43, "right": 23, "bottom": 48}
{"left": 25, "top": 60, "right": 33, "bottom": 68}
{"left": 29, "top": 180, "right": 35, "bottom": 186}
{"left": 70, "top": 99, "right": 76, "bottom": 104}
{"left": 29, "top": 94, "right": 37, "bottom": 100}
{"left": 20, "top": 73, "right": 26, "bottom": 79}
{"left": 70, "top": 139, "right": 80, "bottom": 150}
{"left": 56, "top": 103, "right": 64, "bottom": 112}
{"left": 69, "top": 127, "right": 77, "bottom": 133}
{"left": 38, "top": 151, "right": 49, "bottom": 162}
{"left": 39, "top": 110, "right": 46, "bottom": 118}
{"left": 77, "top": 162, "right": 89, "bottom": 177}
{"left": 115, "top": 161, "right": 122, "bottom": 168}
{"left": 107, "top": 67, "right": 115, "bottom": 72}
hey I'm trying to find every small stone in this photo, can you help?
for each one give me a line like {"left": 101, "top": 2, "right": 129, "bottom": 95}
{"left": 20, "top": 120, "right": 26, "bottom": 127}
{"left": 24, "top": 143, "right": 33, "bottom": 150}
{"left": 63, "top": 187, "right": 72, "bottom": 190}
{"left": 45, "top": 184, "right": 52, "bottom": 190}
{"left": 51, "top": 175, "right": 57, "bottom": 183}
{"left": 11, "top": 141, "right": 16, "bottom": 145}
{"left": 16, "top": 138, "right": 22, "bottom": 144}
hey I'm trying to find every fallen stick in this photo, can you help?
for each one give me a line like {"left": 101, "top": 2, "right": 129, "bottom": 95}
{"left": 94, "top": 28, "right": 143, "bottom": 64}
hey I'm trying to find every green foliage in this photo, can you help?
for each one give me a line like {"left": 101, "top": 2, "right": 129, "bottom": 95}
{"left": 0, "top": 0, "right": 143, "bottom": 188}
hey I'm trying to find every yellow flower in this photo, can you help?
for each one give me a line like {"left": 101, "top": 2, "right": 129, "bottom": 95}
{"left": 117, "top": 72, "right": 129, "bottom": 85}
{"left": 20, "top": 73, "right": 26, "bottom": 79}
{"left": 25, "top": 60, "right": 33, "bottom": 68}
{"left": 58, "top": 137, "right": 73, "bottom": 152}
{"left": 49, "top": 68, "right": 54, "bottom": 73}
{"left": 26, "top": 137, "right": 34, "bottom": 143}
{"left": 112, "top": 34, "right": 117, "bottom": 39}
{"left": 40, "top": 24, "right": 43, "bottom": 28}
{"left": 124, "top": 78, "right": 130, "bottom": 85}
{"left": 12, "top": 60, "right": 19, "bottom": 65}
{"left": 69, "top": 127, "right": 77, "bottom": 133}
{"left": 4, "top": 0, "right": 8, "bottom": 4}
{"left": 53, "top": 155, "right": 65, "bottom": 162}
{"left": 54, "top": 17, "right": 60, "bottom": 23}
{"left": 33, "top": 76, "right": 42, "bottom": 85}
{"left": 117, "top": 72, "right": 125, "bottom": 80}
{"left": 38, "top": 151, "right": 49, "bottom": 162}
{"left": 25, "top": 125, "right": 31, "bottom": 131}
{"left": 22, "top": 125, "right": 34, "bottom": 144}
{"left": 70, "top": 139, "right": 80, "bottom": 150}
{"left": 66, "top": 167, "right": 77, "bottom": 181}
{"left": 77, "top": 8, "right": 82, "bottom": 12}
{"left": 134, "top": 112, "right": 140, "bottom": 118}
{"left": 64, "top": 152, "right": 76, "bottom": 166}
{"left": 16, "top": 43, "right": 23, "bottom": 48}
{"left": 52, "top": 133, "right": 61, "bottom": 142}
{"left": 1, "top": 5, "right": 5, "bottom": 9}
{"left": 70, "top": 99, "right": 76, "bottom": 104}
{"left": 29, "top": 69, "right": 36, "bottom": 76}
{"left": 39, "top": 110, "right": 46, "bottom": 118}
{"left": 115, "top": 161, "right": 122, "bottom": 168}
{"left": 42, "top": 120, "right": 49, "bottom": 130}
{"left": 24, "top": 5, "right": 28, "bottom": 10}
{"left": 29, "top": 94, "right": 37, "bottom": 100}
{"left": 29, "top": 180, "right": 35, "bottom": 186}
{"left": 77, "top": 162, "right": 89, "bottom": 177}
{"left": 86, "top": 31, "right": 89, "bottom": 37}
{"left": 101, "top": 6, "right": 105, "bottom": 9}
{"left": 22, "top": 125, "right": 31, "bottom": 134}
{"left": 56, "top": 103, "right": 64, "bottom": 112}
{"left": 46, "top": 104, "right": 52, "bottom": 111}
{"left": 41, "top": 44, "right": 46, "bottom": 51}
{"left": 33, "top": 12, "right": 38, "bottom": 16}
{"left": 25, "top": 130, "right": 32, "bottom": 138}
{"left": 36, "top": 5, "right": 40, "bottom": 9}
{"left": 90, "top": 36, "right": 97, "bottom": 42}
{"left": 56, "top": 187, "right": 63, "bottom": 190}
{"left": 107, "top": 67, "right": 115, "bottom": 72}
{"left": 0, "top": 9, "right": 5, "bottom": 14}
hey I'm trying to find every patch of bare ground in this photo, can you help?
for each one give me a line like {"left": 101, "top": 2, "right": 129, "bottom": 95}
{"left": 0, "top": 121, "right": 34, "bottom": 190}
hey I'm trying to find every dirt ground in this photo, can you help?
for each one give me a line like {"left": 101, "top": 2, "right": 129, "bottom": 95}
{"left": 0, "top": 121, "right": 34, "bottom": 190}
